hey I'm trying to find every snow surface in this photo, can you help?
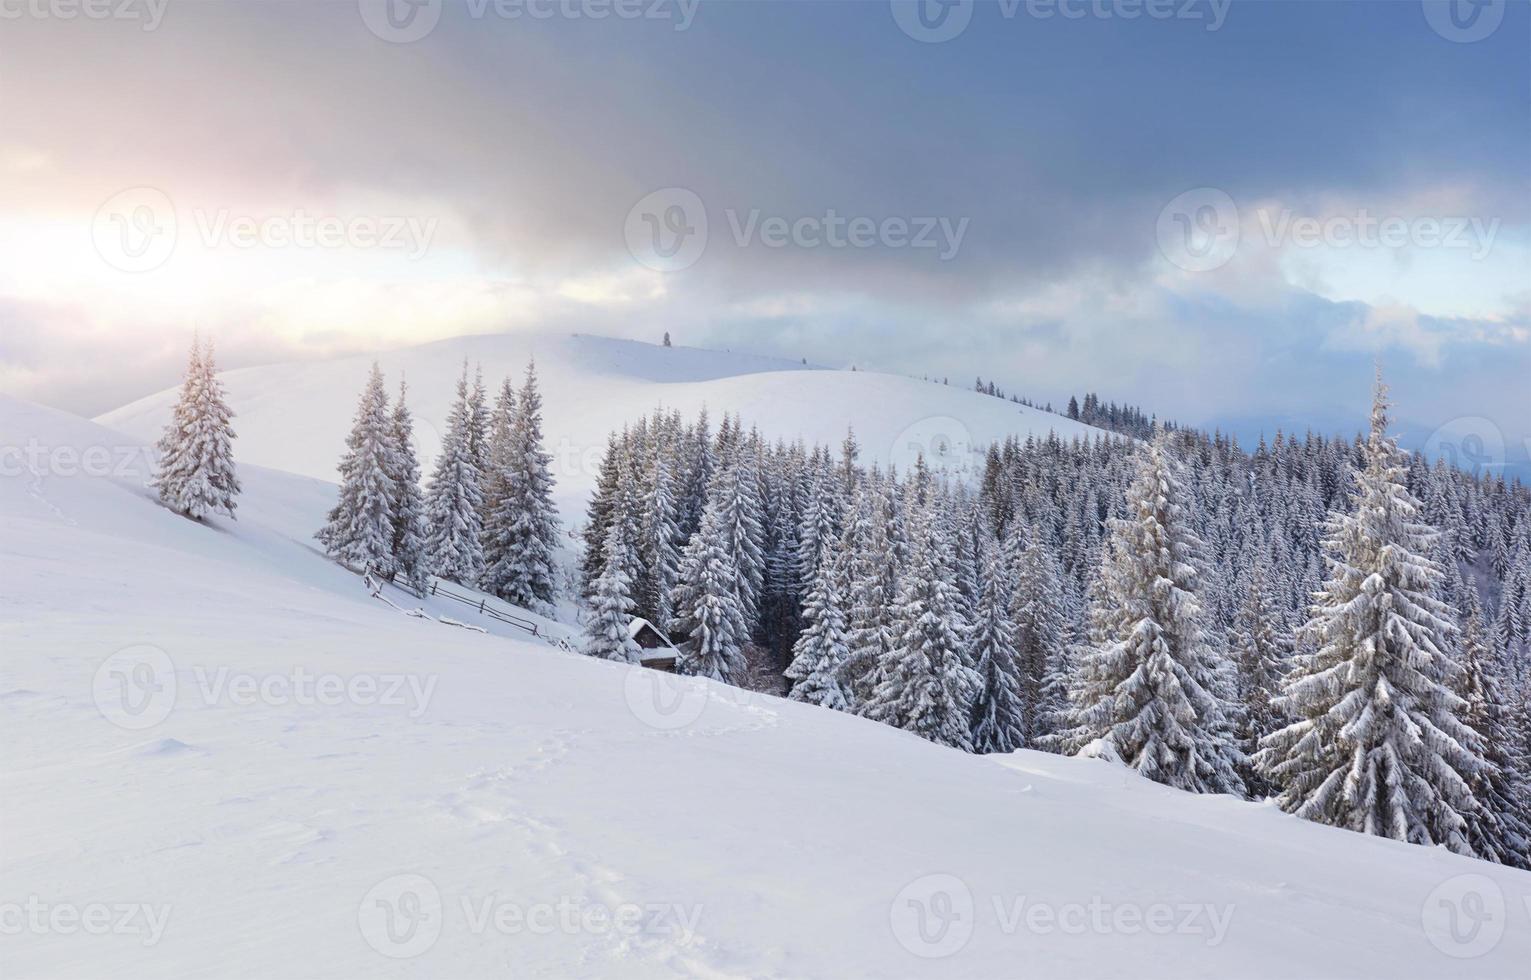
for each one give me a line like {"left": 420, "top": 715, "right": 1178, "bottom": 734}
{"left": 96, "top": 333, "right": 1108, "bottom": 524}
{"left": 7, "top": 393, "right": 1531, "bottom": 978}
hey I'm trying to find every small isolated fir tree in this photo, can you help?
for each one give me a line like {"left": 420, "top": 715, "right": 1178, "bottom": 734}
{"left": 1064, "top": 430, "right": 1246, "bottom": 795}
{"left": 583, "top": 523, "right": 643, "bottom": 663}
{"left": 672, "top": 501, "right": 749, "bottom": 684}
{"left": 388, "top": 377, "right": 430, "bottom": 594}
{"left": 785, "top": 529, "right": 852, "bottom": 710}
{"left": 316, "top": 363, "right": 397, "bottom": 574}
{"left": 153, "top": 336, "right": 241, "bottom": 520}
{"left": 1256, "top": 372, "right": 1484, "bottom": 853}
{"left": 970, "top": 544, "right": 1026, "bottom": 754}
{"left": 424, "top": 364, "right": 486, "bottom": 583}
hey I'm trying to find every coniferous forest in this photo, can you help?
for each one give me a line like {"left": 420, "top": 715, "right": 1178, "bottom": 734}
{"left": 290, "top": 340, "right": 1530, "bottom": 870}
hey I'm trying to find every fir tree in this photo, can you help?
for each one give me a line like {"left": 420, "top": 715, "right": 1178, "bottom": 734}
{"left": 153, "top": 336, "right": 241, "bottom": 520}
{"left": 316, "top": 363, "right": 397, "bottom": 575}
{"left": 863, "top": 516, "right": 978, "bottom": 750}
{"left": 1230, "top": 560, "right": 1288, "bottom": 794}
{"left": 672, "top": 500, "right": 750, "bottom": 684}
{"left": 583, "top": 523, "right": 643, "bottom": 663}
{"left": 424, "top": 364, "right": 486, "bottom": 583}
{"left": 1009, "top": 532, "right": 1072, "bottom": 747}
{"left": 387, "top": 377, "right": 430, "bottom": 594}
{"left": 970, "top": 544, "right": 1026, "bottom": 754}
{"left": 642, "top": 448, "right": 683, "bottom": 632}
{"left": 482, "top": 360, "right": 560, "bottom": 611}
{"left": 1065, "top": 430, "right": 1246, "bottom": 795}
{"left": 1257, "top": 372, "right": 1484, "bottom": 853}
{"left": 785, "top": 528, "right": 852, "bottom": 710}
{"left": 1456, "top": 574, "right": 1531, "bottom": 868}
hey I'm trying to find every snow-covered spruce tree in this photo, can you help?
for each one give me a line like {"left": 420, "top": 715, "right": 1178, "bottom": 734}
{"left": 482, "top": 361, "right": 560, "bottom": 611}
{"left": 1230, "top": 559, "right": 1289, "bottom": 794}
{"left": 316, "top": 363, "right": 397, "bottom": 575}
{"left": 784, "top": 527, "right": 852, "bottom": 710}
{"left": 671, "top": 499, "right": 750, "bottom": 684}
{"left": 466, "top": 364, "right": 491, "bottom": 485}
{"left": 424, "top": 364, "right": 486, "bottom": 584}
{"left": 712, "top": 453, "right": 768, "bottom": 631}
{"left": 1456, "top": 573, "right": 1531, "bottom": 868}
{"left": 387, "top": 377, "right": 431, "bottom": 594}
{"left": 581, "top": 430, "right": 625, "bottom": 598}
{"left": 863, "top": 514, "right": 978, "bottom": 750}
{"left": 583, "top": 523, "right": 643, "bottom": 663}
{"left": 153, "top": 336, "right": 241, "bottom": 520}
{"left": 641, "top": 447, "right": 683, "bottom": 632}
{"left": 1064, "top": 429, "right": 1246, "bottom": 795}
{"left": 969, "top": 542, "right": 1026, "bottom": 754}
{"left": 479, "top": 376, "right": 517, "bottom": 574}
{"left": 1256, "top": 373, "right": 1484, "bottom": 853}
{"left": 1008, "top": 531, "right": 1072, "bottom": 747}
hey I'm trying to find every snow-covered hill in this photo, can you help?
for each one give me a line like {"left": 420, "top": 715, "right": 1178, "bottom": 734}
{"left": 96, "top": 333, "right": 1108, "bottom": 522}
{"left": 6, "top": 394, "right": 1531, "bottom": 977}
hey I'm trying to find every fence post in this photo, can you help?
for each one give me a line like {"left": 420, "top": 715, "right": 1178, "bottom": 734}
{"left": 479, "top": 599, "right": 485, "bottom": 614}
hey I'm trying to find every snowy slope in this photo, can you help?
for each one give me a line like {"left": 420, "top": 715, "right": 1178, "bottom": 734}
{"left": 96, "top": 333, "right": 1107, "bottom": 522}
{"left": 6, "top": 395, "right": 1531, "bottom": 978}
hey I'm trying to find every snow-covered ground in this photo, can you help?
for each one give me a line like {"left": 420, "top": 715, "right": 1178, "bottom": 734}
{"left": 96, "top": 333, "right": 1108, "bottom": 523}
{"left": 7, "top": 393, "right": 1531, "bottom": 977}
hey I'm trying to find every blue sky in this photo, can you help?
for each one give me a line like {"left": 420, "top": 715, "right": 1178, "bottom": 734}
{"left": 1, "top": 0, "right": 1526, "bottom": 473}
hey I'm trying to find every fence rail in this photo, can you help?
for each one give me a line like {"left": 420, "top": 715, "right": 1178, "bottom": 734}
{"left": 427, "top": 579, "right": 543, "bottom": 637}
{"left": 360, "top": 563, "right": 579, "bottom": 652}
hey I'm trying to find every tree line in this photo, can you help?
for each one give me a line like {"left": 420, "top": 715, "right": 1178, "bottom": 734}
{"left": 577, "top": 374, "right": 1530, "bottom": 868}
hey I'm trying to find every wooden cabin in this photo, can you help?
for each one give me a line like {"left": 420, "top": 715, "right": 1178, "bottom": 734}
{"left": 627, "top": 617, "right": 679, "bottom": 673}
